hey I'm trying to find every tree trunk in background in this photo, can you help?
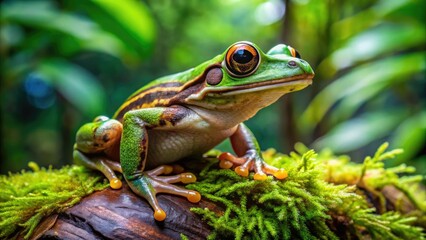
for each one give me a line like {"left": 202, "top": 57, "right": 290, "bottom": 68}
{"left": 279, "top": 0, "right": 297, "bottom": 151}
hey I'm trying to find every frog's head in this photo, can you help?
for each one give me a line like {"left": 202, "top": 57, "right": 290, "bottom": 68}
{"left": 183, "top": 41, "right": 314, "bottom": 117}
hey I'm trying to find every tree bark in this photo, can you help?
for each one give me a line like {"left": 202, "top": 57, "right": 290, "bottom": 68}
{"left": 32, "top": 183, "right": 219, "bottom": 240}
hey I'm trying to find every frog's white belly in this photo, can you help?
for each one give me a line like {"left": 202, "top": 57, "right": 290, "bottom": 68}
{"left": 145, "top": 127, "right": 236, "bottom": 169}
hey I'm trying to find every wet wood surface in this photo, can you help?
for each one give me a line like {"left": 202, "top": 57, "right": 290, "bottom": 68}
{"left": 34, "top": 183, "right": 219, "bottom": 240}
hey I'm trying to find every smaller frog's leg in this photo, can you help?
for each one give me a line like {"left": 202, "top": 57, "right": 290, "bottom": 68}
{"left": 219, "top": 123, "right": 288, "bottom": 180}
{"left": 73, "top": 116, "right": 124, "bottom": 189}
{"left": 121, "top": 107, "right": 201, "bottom": 221}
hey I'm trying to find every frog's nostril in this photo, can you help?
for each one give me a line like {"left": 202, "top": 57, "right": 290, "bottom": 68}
{"left": 288, "top": 60, "right": 298, "bottom": 68}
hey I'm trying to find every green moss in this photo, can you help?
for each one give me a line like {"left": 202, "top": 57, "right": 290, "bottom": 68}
{"left": 0, "top": 163, "right": 108, "bottom": 239}
{"left": 0, "top": 143, "right": 424, "bottom": 239}
{"left": 188, "top": 143, "right": 425, "bottom": 239}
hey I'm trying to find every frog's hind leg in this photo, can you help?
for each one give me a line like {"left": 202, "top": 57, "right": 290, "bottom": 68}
{"left": 73, "top": 149, "right": 123, "bottom": 189}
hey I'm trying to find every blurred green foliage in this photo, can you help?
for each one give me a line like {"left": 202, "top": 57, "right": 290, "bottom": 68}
{"left": 292, "top": 0, "right": 425, "bottom": 170}
{"left": 0, "top": 0, "right": 425, "bottom": 175}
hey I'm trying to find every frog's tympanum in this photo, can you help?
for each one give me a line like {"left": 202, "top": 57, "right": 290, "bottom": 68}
{"left": 73, "top": 41, "right": 314, "bottom": 221}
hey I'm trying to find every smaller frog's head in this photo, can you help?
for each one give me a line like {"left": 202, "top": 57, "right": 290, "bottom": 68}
{"left": 184, "top": 41, "right": 314, "bottom": 115}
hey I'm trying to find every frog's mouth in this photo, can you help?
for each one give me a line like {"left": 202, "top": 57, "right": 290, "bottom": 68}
{"left": 218, "top": 74, "right": 314, "bottom": 96}
{"left": 188, "top": 74, "right": 313, "bottom": 100}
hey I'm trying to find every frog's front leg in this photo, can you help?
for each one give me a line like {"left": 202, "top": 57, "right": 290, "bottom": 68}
{"left": 219, "top": 123, "right": 288, "bottom": 180}
{"left": 121, "top": 106, "right": 201, "bottom": 221}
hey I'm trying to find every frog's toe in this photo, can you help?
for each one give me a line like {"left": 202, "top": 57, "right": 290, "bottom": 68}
{"left": 127, "top": 165, "right": 201, "bottom": 221}
{"left": 155, "top": 182, "right": 201, "bottom": 203}
{"left": 253, "top": 162, "right": 288, "bottom": 180}
{"left": 253, "top": 172, "right": 268, "bottom": 180}
{"left": 263, "top": 164, "right": 288, "bottom": 180}
{"left": 150, "top": 190, "right": 199, "bottom": 221}
{"left": 273, "top": 169, "right": 288, "bottom": 179}
{"left": 146, "top": 165, "right": 197, "bottom": 184}
{"left": 156, "top": 172, "right": 197, "bottom": 184}
{"left": 127, "top": 175, "right": 168, "bottom": 221}
{"left": 219, "top": 159, "right": 234, "bottom": 169}
{"left": 146, "top": 164, "right": 186, "bottom": 176}
{"left": 97, "top": 160, "right": 123, "bottom": 188}
{"left": 146, "top": 165, "right": 174, "bottom": 176}
{"left": 180, "top": 173, "right": 197, "bottom": 183}
{"left": 148, "top": 168, "right": 201, "bottom": 202}
{"left": 219, "top": 150, "right": 256, "bottom": 177}
{"left": 74, "top": 150, "right": 123, "bottom": 189}
{"left": 154, "top": 209, "right": 167, "bottom": 221}
{"left": 187, "top": 191, "right": 202, "bottom": 203}
{"left": 219, "top": 152, "right": 246, "bottom": 167}
{"left": 218, "top": 150, "right": 287, "bottom": 180}
{"left": 109, "top": 178, "right": 123, "bottom": 189}
{"left": 235, "top": 166, "right": 250, "bottom": 177}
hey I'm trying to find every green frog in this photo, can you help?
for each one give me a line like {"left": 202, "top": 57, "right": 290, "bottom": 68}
{"left": 73, "top": 41, "right": 314, "bottom": 221}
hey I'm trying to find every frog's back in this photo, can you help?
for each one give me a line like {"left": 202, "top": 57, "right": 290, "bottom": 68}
{"left": 112, "top": 69, "right": 194, "bottom": 121}
{"left": 112, "top": 56, "right": 221, "bottom": 121}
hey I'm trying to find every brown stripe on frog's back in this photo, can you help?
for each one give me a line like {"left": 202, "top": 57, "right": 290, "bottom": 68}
{"left": 113, "top": 63, "right": 223, "bottom": 122}
{"left": 113, "top": 82, "right": 184, "bottom": 121}
{"left": 126, "top": 81, "right": 183, "bottom": 99}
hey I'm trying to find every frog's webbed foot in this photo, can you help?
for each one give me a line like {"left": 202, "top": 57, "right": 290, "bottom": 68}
{"left": 73, "top": 150, "right": 123, "bottom": 189}
{"left": 126, "top": 165, "right": 201, "bottom": 221}
{"left": 218, "top": 149, "right": 288, "bottom": 180}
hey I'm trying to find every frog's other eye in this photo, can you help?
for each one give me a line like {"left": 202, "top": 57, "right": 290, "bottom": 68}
{"left": 224, "top": 42, "right": 260, "bottom": 78}
{"left": 289, "top": 46, "right": 301, "bottom": 58}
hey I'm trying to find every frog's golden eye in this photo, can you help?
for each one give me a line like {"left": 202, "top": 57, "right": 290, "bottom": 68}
{"left": 289, "top": 46, "right": 301, "bottom": 58}
{"left": 224, "top": 42, "right": 260, "bottom": 77}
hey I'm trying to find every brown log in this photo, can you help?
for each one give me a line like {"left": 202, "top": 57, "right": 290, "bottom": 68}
{"left": 33, "top": 183, "right": 219, "bottom": 240}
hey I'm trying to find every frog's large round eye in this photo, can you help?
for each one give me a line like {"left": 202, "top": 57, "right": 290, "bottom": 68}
{"left": 224, "top": 42, "right": 260, "bottom": 77}
{"left": 289, "top": 46, "right": 301, "bottom": 58}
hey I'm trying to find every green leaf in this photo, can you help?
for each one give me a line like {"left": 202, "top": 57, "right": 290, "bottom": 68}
{"left": 1, "top": 1, "right": 128, "bottom": 58}
{"left": 73, "top": 0, "right": 156, "bottom": 59}
{"left": 331, "top": 0, "right": 416, "bottom": 41}
{"left": 329, "top": 24, "right": 425, "bottom": 70}
{"left": 390, "top": 111, "right": 426, "bottom": 165}
{"left": 36, "top": 59, "right": 105, "bottom": 116}
{"left": 313, "top": 110, "right": 408, "bottom": 153}
{"left": 382, "top": 0, "right": 426, "bottom": 23}
{"left": 301, "top": 52, "right": 426, "bottom": 130}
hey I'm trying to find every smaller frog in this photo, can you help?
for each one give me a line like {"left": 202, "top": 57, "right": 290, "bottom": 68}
{"left": 74, "top": 41, "right": 314, "bottom": 221}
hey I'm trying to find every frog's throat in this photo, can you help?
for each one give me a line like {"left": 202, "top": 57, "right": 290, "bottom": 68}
{"left": 186, "top": 74, "right": 313, "bottom": 101}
